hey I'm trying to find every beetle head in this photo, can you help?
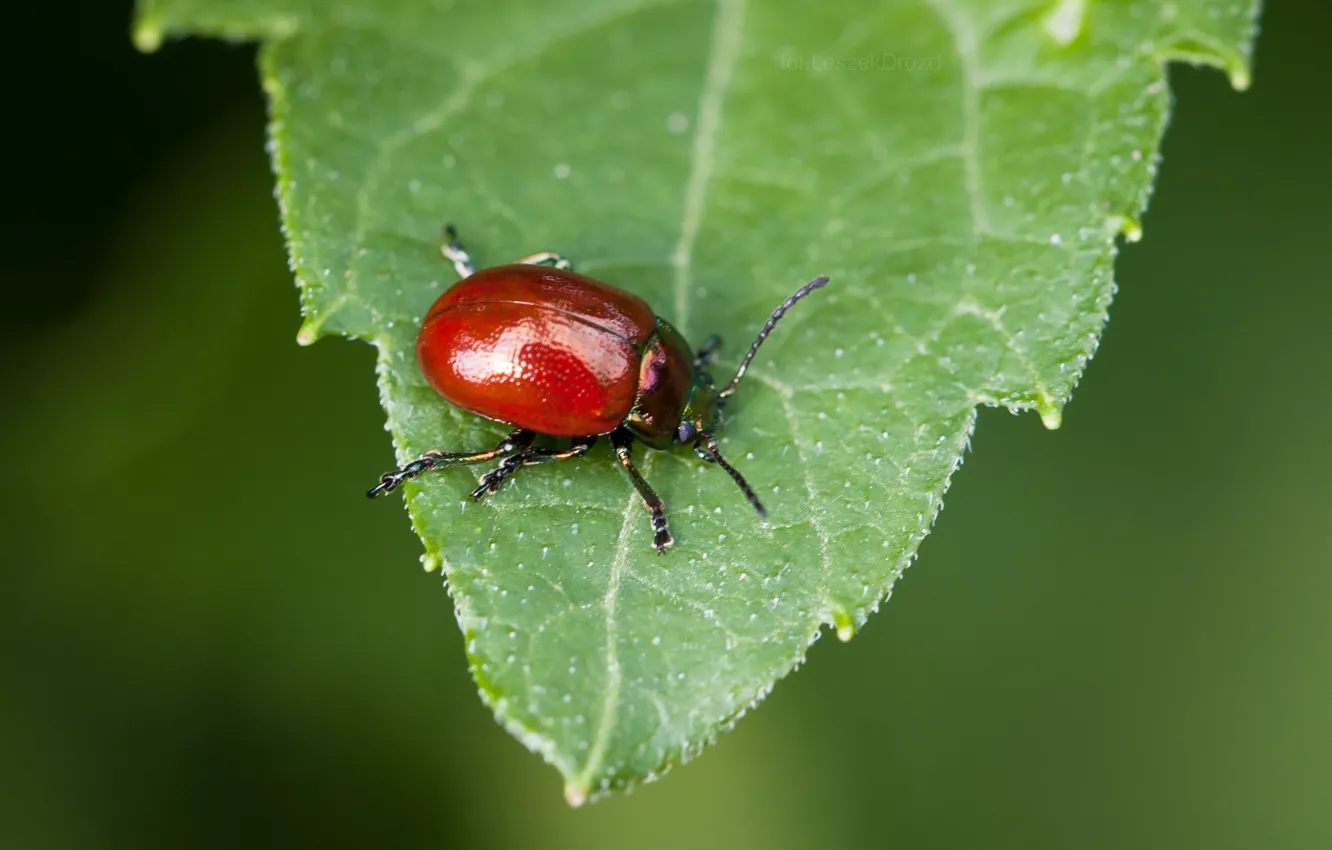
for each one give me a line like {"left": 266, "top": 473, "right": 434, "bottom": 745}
{"left": 676, "top": 378, "right": 718, "bottom": 445}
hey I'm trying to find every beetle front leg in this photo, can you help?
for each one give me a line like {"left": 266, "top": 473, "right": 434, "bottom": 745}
{"left": 471, "top": 435, "right": 598, "bottom": 500}
{"left": 367, "top": 428, "right": 531, "bottom": 497}
{"left": 694, "top": 334, "right": 722, "bottom": 368}
{"left": 514, "top": 251, "right": 573, "bottom": 271}
{"left": 610, "top": 429, "right": 672, "bottom": 553}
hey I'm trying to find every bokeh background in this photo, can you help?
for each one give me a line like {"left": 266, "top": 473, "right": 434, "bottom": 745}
{"left": 4, "top": 1, "right": 1329, "bottom": 847}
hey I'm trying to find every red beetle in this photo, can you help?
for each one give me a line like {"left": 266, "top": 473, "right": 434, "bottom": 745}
{"left": 370, "top": 227, "right": 828, "bottom": 552}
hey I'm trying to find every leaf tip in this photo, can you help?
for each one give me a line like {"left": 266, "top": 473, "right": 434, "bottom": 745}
{"left": 833, "top": 608, "right": 856, "bottom": 642}
{"left": 1039, "top": 404, "right": 1063, "bottom": 431}
{"left": 132, "top": 15, "right": 164, "bottom": 54}
{"left": 295, "top": 295, "right": 349, "bottom": 346}
{"left": 1117, "top": 214, "right": 1144, "bottom": 244}
{"left": 1042, "top": 0, "right": 1087, "bottom": 47}
{"left": 564, "top": 783, "right": 589, "bottom": 808}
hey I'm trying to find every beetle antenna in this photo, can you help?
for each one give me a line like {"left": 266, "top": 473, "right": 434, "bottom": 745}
{"left": 719, "top": 276, "right": 830, "bottom": 401}
{"left": 699, "top": 433, "right": 767, "bottom": 519}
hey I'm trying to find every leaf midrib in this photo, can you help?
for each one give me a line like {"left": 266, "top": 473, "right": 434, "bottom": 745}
{"left": 571, "top": 0, "right": 747, "bottom": 799}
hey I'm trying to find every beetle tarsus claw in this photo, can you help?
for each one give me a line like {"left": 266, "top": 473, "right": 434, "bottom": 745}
{"left": 367, "top": 474, "right": 398, "bottom": 498}
{"left": 653, "top": 529, "right": 673, "bottom": 553}
{"left": 369, "top": 452, "right": 443, "bottom": 498}
{"left": 472, "top": 454, "right": 522, "bottom": 500}
{"left": 469, "top": 477, "right": 499, "bottom": 500}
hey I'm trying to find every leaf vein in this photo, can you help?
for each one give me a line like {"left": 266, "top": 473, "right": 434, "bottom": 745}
{"left": 925, "top": 0, "right": 991, "bottom": 234}
{"left": 671, "top": 0, "right": 746, "bottom": 335}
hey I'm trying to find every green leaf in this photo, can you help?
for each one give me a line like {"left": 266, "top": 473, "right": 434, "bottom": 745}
{"left": 136, "top": 0, "right": 1259, "bottom": 803}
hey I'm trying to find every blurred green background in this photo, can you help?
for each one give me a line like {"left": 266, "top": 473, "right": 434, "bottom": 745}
{"left": 4, "top": 1, "right": 1329, "bottom": 847}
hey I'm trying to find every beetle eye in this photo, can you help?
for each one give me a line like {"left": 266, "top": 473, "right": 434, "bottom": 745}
{"left": 676, "top": 420, "right": 698, "bottom": 445}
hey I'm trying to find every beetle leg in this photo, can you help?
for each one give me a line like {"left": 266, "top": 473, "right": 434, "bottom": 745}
{"left": 694, "top": 334, "right": 722, "bottom": 368}
{"left": 610, "top": 429, "right": 672, "bottom": 553}
{"left": 367, "top": 429, "right": 530, "bottom": 497}
{"left": 471, "top": 435, "right": 598, "bottom": 500}
{"left": 441, "top": 224, "right": 476, "bottom": 278}
{"left": 514, "top": 251, "right": 573, "bottom": 271}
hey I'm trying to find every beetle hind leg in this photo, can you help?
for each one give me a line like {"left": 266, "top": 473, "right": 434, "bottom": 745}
{"left": 471, "top": 435, "right": 598, "bottom": 500}
{"left": 367, "top": 428, "right": 531, "bottom": 497}
{"left": 610, "top": 430, "right": 672, "bottom": 553}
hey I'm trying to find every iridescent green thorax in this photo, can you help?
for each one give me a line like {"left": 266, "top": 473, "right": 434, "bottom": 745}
{"left": 625, "top": 318, "right": 716, "bottom": 449}
{"left": 680, "top": 378, "right": 719, "bottom": 439}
